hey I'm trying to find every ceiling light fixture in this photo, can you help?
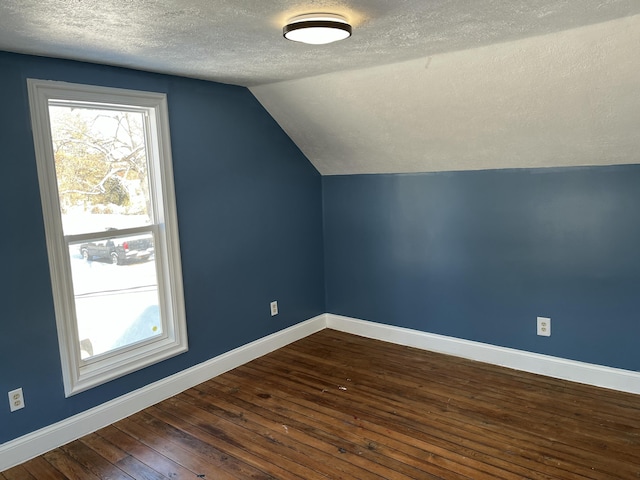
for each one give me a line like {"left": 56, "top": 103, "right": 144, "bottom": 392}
{"left": 283, "top": 13, "right": 352, "bottom": 45}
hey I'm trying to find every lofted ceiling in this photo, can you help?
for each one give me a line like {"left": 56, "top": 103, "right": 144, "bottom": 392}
{"left": 1, "top": 1, "right": 639, "bottom": 174}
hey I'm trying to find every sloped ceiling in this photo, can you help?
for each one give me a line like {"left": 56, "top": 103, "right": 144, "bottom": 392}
{"left": 252, "top": 15, "right": 640, "bottom": 174}
{"left": 1, "top": 0, "right": 639, "bottom": 174}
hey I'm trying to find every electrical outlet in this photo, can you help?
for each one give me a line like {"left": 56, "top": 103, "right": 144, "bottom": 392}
{"left": 8, "top": 388, "right": 25, "bottom": 412}
{"left": 537, "top": 317, "right": 551, "bottom": 337}
{"left": 270, "top": 301, "right": 278, "bottom": 316}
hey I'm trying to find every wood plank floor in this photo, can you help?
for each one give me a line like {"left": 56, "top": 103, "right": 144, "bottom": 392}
{"left": 3, "top": 329, "right": 640, "bottom": 479}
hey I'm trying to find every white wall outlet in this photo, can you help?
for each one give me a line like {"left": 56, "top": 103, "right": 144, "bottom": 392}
{"left": 8, "top": 388, "right": 25, "bottom": 412}
{"left": 270, "top": 301, "right": 278, "bottom": 316}
{"left": 537, "top": 317, "right": 551, "bottom": 337}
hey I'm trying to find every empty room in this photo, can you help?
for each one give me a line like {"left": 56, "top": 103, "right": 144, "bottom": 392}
{"left": 1, "top": 1, "right": 639, "bottom": 478}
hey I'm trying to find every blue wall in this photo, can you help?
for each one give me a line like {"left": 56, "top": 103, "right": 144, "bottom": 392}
{"left": 323, "top": 167, "right": 640, "bottom": 371}
{"left": 0, "top": 52, "right": 325, "bottom": 444}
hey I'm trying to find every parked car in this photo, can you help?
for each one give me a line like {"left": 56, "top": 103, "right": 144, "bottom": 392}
{"left": 80, "top": 234, "right": 154, "bottom": 265}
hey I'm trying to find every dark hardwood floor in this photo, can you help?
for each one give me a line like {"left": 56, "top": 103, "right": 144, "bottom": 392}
{"left": 3, "top": 329, "right": 640, "bottom": 479}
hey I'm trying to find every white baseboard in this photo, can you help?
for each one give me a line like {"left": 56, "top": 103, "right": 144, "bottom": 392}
{"left": 0, "top": 314, "right": 326, "bottom": 472}
{"left": 3, "top": 312, "right": 639, "bottom": 472}
{"left": 326, "top": 314, "right": 640, "bottom": 396}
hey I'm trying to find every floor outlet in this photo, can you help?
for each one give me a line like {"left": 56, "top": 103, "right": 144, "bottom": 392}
{"left": 270, "top": 301, "right": 278, "bottom": 316}
{"left": 537, "top": 317, "right": 551, "bottom": 337}
{"left": 8, "top": 388, "right": 25, "bottom": 412}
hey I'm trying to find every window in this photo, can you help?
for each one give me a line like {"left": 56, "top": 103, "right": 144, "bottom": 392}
{"left": 28, "top": 80, "right": 188, "bottom": 396}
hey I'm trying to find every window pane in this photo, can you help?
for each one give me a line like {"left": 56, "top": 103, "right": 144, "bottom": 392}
{"left": 48, "top": 105, "right": 152, "bottom": 235}
{"left": 69, "top": 233, "right": 161, "bottom": 359}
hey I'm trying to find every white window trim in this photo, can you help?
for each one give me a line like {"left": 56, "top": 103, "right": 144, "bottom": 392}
{"left": 28, "top": 79, "right": 188, "bottom": 396}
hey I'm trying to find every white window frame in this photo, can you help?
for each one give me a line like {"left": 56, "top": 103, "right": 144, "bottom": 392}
{"left": 28, "top": 79, "right": 188, "bottom": 396}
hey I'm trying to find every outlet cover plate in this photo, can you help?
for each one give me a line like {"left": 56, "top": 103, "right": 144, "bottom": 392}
{"left": 8, "top": 388, "right": 24, "bottom": 412}
{"left": 537, "top": 317, "right": 551, "bottom": 336}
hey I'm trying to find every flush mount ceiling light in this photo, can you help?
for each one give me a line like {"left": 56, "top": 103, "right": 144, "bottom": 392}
{"left": 283, "top": 13, "right": 352, "bottom": 45}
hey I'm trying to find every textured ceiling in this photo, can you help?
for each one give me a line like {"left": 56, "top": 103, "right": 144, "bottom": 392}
{"left": 253, "top": 14, "right": 640, "bottom": 174}
{"left": 1, "top": 0, "right": 639, "bottom": 174}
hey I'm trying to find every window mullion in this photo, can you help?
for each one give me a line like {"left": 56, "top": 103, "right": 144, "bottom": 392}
{"left": 65, "top": 225, "right": 155, "bottom": 244}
